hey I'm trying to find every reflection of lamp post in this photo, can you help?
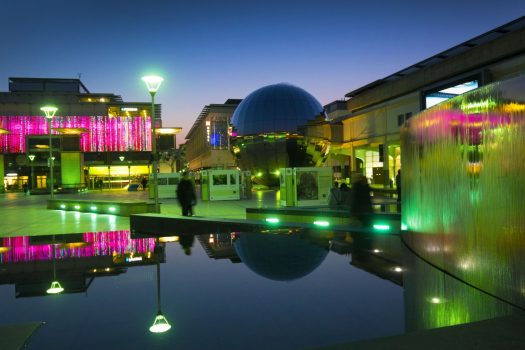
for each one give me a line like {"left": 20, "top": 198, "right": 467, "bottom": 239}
{"left": 46, "top": 236, "right": 64, "bottom": 294}
{"left": 142, "top": 75, "right": 164, "bottom": 213}
{"left": 149, "top": 238, "right": 171, "bottom": 333}
{"left": 41, "top": 106, "right": 58, "bottom": 199}
{"left": 28, "top": 154, "right": 35, "bottom": 190}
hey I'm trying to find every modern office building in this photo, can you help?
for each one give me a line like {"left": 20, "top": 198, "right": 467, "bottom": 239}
{"left": 0, "top": 77, "right": 181, "bottom": 192}
{"left": 309, "top": 16, "right": 525, "bottom": 187}
{"left": 184, "top": 99, "right": 241, "bottom": 171}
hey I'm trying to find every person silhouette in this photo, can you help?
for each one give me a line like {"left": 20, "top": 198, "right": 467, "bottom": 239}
{"left": 176, "top": 172, "right": 197, "bottom": 216}
{"left": 178, "top": 234, "right": 195, "bottom": 255}
{"left": 351, "top": 173, "right": 373, "bottom": 227}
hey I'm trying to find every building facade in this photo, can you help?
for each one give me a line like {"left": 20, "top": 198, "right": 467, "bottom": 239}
{"left": 0, "top": 77, "right": 179, "bottom": 192}
{"left": 184, "top": 99, "right": 241, "bottom": 171}
{"left": 313, "top": 16, "right": 525, "bottom": 187}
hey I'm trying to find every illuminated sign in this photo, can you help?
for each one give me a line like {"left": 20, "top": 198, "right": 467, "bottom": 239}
{"left": 125, "top": 256, "right": 143, "bottom": 262}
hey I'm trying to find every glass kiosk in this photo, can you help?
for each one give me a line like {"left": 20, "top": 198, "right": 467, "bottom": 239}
{"left": 201, "top": 169, "right": 241, "bottom": 201}
{"left": 279, "top": 167, "right": 332, "bottom": 207}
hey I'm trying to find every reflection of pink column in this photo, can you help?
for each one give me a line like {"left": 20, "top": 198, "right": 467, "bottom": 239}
{"left": 0, "top": 231, "right": 156, "bottom": 263}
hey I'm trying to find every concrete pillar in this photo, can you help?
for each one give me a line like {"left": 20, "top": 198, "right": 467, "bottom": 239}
{"left": 382, "top": 141, "right": 391, "bottom": 188}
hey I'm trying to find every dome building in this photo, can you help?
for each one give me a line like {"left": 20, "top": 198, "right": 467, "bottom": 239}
{"left": 233, "top": 232, "right": 328, "bottom": 281}
{"left": 230, "top": 83, "right": 329, "bottom": 185}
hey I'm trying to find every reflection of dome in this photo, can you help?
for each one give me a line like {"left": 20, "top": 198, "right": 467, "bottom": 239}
{"left": 233, "top": 233, "right": 328, "bottom": 281}
{"left": 231, "top": 83, "right": 324, "bottom": 136}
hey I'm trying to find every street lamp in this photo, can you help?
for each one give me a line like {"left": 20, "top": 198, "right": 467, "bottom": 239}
{"left": 41, "top": 106, "right": 58, "bottom": 199}
{"left": 119, "top": 155, "right": 130, "bottom": 187}
{"left": 142, "top": 75, "right": 164, "bottom": 213}
{"left": 149, "top": 238, "right": 171, "bottom": 333}
{"left": 28, "top": 154, "right": 35, "bottom": 191}
{"left": 46, "top": 235, "right": 64, "bottom": 295}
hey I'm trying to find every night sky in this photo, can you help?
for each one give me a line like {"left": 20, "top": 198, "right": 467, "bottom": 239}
{"left": 2, "top": 0, "right": 524, "bottom": 143}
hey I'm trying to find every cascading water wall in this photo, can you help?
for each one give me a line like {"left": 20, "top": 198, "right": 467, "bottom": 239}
{"left": 402, "top": 74, "right": 525, "bottom": 309}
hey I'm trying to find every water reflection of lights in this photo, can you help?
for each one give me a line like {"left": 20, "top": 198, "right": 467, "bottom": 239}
{"left": 46, "top": 236, "right": 64, "bottom": 295}
{"left": 458, "top": 258, "right": 475, "bottom": 270}
{"left": 150, "top": 237, "right": 171, "bottom": 333}
{"left": 428, "top": 297, "right": 446, "bottom": 304}
{"left": 46, "top": 281, "right": 64, "bottom": 294}
{"left": 60, "top": 242, "right": 90, "bottom": 249}
{"left": 150, "top": 314, "right": 171, "bottom": 333}
{"left": 159, "top": 236, "right": 179, "bottom": 243}
{"left": 426, "top": 245, "right": 441, "bottom": 253}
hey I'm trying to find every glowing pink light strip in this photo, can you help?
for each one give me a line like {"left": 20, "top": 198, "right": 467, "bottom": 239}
{"left": 0, "top": 231, "right": 156, "bottom": 263}
{"left": 0, "top": 115, "right": 152, "bottom": 153}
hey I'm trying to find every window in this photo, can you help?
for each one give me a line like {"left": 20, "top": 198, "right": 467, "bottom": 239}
{"left": 212, "top": 174, "right": 227, "bottom": 185}
{"left": 230, "top": 174, "right": 236, "bottom": 185}
{"left": 168, "top": 177, "right": 179, "bottom": 185}
{"left": 397, "top": 114, "right": 404, "bottom": 126}
{"left": 405, "top": 112, "right": 412, "bottom": 120}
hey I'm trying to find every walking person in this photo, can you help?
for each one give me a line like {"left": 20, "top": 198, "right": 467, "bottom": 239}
{"left": 141, "top": 177, "right": 148, "bottom": 191}
{"left": 176, "top": 172, "right": 197, "bottom": 216}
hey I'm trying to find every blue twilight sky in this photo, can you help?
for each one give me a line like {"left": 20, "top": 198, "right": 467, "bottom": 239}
{"left": 2, "top": 0, "right": 525, "bottom": 143}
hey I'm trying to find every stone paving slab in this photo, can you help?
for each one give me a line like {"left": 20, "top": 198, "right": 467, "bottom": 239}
{"left": 0, "top": 189, "right": 279, "bottom": 236}
{"left": 0, "top": 322, "right": 43, "bottom": 350}
{"left": 314, "top": 313, "right": 525, "bottom": 350}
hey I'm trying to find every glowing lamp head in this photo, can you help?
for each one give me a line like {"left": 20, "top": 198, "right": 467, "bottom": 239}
{"left": 40, "top": 106, "right": 58, "bottom": 119}
{"left": 149, "top": 313, "right": 172, "bottom": 333}
{"left": 119, "top": 156, "right": 125, "bottom": 162}
{"left": 142, "top": 75, "right": 164, "bottom": 93}
{"left": 28, "top": 154, "right": 36, "bottom": 161}
{"left": 46, "top": 281, "right": 64, "bottom": 294}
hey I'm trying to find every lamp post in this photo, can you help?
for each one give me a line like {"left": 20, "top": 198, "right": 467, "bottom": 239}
{"left": 141, "top": 75, "right": 164, "bottom": 213}
{"left": 128, "top": 161, "right": 132, "bottom": 185}
{"left": 41, "top": 106, "right": 58, "bottom": 199}
{"left": 28, "top": 154, "right": 35, "bottom": 190}
{"left": 149, "top": 238, "right": 171, "bottom": 333}
{"left": 46, "top": 235, "right": 64, "bottom": 295}
{"left": 119, "top": 155, "right": 127, "bottom": 188}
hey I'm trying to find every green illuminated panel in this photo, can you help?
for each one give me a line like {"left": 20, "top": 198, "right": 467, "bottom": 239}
{"left": 61, "top": 152, "right": 82, "bottom": 188}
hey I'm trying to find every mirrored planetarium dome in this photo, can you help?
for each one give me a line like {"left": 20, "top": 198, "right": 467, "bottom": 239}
{"left": 233, "top": 232, "right": 328, "bottom": 281}
{"left": 231, "top": 83, "right": 324, "bottom": 136}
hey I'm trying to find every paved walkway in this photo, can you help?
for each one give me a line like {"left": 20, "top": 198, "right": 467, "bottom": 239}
{"left": 0, "top": 189, "right": 281, "bottom": 237}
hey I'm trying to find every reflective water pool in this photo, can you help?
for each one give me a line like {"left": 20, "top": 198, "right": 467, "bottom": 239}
{"left": 0, "top": 228, "right": 519, "bottom": 349}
